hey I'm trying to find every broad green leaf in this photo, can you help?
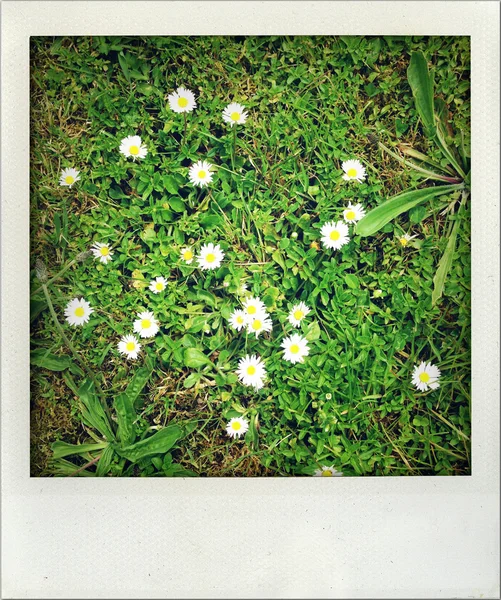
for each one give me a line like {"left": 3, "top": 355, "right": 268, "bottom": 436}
{"left": 305, "top": 320, "right": 320, "bottom": 342}
{"left": 95, "top": 444, "right": 115, "bottom": 477}
{"left": 78, "top": 379, "right": 115, "bottom": 441}
{"left": 51, "top": 440, "right": 108, "bottom": 460}
{"left": 183, "top": 348, "right": 212, "bottom": 368}
{"left": 183, "top": 372, "right": 202, "bottom": 389}
{"left": 407, "top": 51, "right": 436, "bottom": 139}
{"left": 30, "top": 349, "right": 72, "bottom": 371}
{"left": 125, "top": 366, "right": 153, "bottom": 407}
{"left": 344, "top": 274, "right": 359, "bottom": 289}
{"left": 116, "top": 424, "right": 184, "bottom": 462}
{"left": 114, "top": 393, "right": 136, "bottom": 446}
{"left": 355, "top": 185, "right": 460, "bottom": 237}
{"left": 167, "top": 197, "right": 185, "bottom": 212}
{"left": 432, "top": 217, "right": 460, "bottom": 306}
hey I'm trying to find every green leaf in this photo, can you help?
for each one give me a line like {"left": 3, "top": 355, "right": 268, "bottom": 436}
{"left": 167, "top": 197, "right": 185, "bottom": 212}
{"left": 407, "top": 51, "right": 436, "bottom": 139}
{"left": 30, "top": 299, "right": 47, "bottom": 322}
{"left": 30, "top": 349, "right": 72, "bottom": 371}
{"left": 118, "top": 51, "right": 131, "bottom": 83}
{"left": 409, "top": 205, "right": 427, "bottom": 224}
{"left": 355, "top": 185, "right": 460, "bottom": 237}
{"left": 432, "top": 217, "right": 460, "bottom": 306}
{"left": 95, "top": 444, "right": 115, "bottom": 477}
{"left": 344, "top": 274, "right": 359, "bottom": 289}
{"left": 113, "top": 393, "right": 137, "bottom": 446}
{"left": 116, "top": 425, "right": 184, "bottom": 462}
{"left": 183, "top": 373, "right": 202, "bottom": 389}
{"left": 125, "top": 366, "right": 153, "bottom": 407}
{"left": 305, "top": 321, "right": 320, "bottom": 342}
{"left": 78, "top": 379, "right": 115, "bottom": 441}
{"left": 51, "top": 440, "right": 108, "bottom": 459}
{"left": 183, "top": 348, "right": 212, "bottom": 368}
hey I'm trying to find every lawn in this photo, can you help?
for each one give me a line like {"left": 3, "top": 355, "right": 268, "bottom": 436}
{"left": 30, "top": 35, "right": 471, "bottom": 477}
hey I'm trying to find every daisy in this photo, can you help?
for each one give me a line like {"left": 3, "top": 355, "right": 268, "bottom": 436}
{"left": 222, "top": 102, "right": 248, "bottom": 127}
{"left": 288, "top": 301, "right": 310, "bottom": 328}
{"left": 168, "top": 87, "right": 196, "bottom": 113}
{"left": 180, "top": 246, "right": 194, "bottom": 264}
{"left": 91, "top": 242, "right": 113, "bottom": 264}
{"left": 133, "top": 311, "right": 159, "bottom": 339}
{"left": 314, "top": 466, "right": 343, "bottom": 477}
{"left": 229, "top": 309, "right": 247, "bottom": 332}
{"left": 236, "top": 354, "right": 266, "bottom": 390}
{"left": 247, "top": 314, "right": 273, "bottom": 338}
{"left": 237, "top": 282, "right": 248, "bottom": 296}
{"left": 149, "top": 276, "right": 167, "bottom": 294}
{"left": 343, "top": 202, "right": 366, "bottom": 223}
{"left": 411, "top": 361, "right": 441, "bottom": 392}
{"left": 117, "top": 335, "right": 141, "bottom": 360}
{"left": 188, "top": 160, "right": 213, "bottom": 188}
{"left": 281, "top": 333, "right": 310, "bottom": 364}
{"left": 119, "top": 135, "right": 148, "bottom": 161}
{"left": 64, "top": 298, "right": 93, "bottom": 327}
{"left": 59, "top": 167, "right": 80, "bottom": 188}
{"left": 242, "top": 296, "right": 267, "bottom": 320}
{"left": 398, "top": 233, "right": 417, "bottom": 247}
{"left": 197, "top": 243, "right": 224, "bottom": 270}
{"left": 342, "top": 159, "right": 366, "bottom": 182}
{"left": 320, "top": 221, "right": 350, "bottom": 250}
{"left": 225, "top": 417, "right": 249, "bottom": 439}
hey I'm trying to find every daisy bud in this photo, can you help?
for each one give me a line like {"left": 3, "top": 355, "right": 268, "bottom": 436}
{"left": 76, "top": 250, "right": 93, "bottom": 262}
{"left": 325, "top": 393, "right": 332, "bottom": 400}
{"left": 291, "top": 232, "right": 298, "bottom": 239}
{"left": 35, "top": 259, "right": 48, "bottom": 283}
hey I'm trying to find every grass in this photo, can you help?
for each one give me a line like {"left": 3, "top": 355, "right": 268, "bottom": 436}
{"left": 30, "top": 35, "right": 471, "bottom": 476}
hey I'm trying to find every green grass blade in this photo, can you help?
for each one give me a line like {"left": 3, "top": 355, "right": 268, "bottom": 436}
{"left": 355, "top": 185, "right": 461, "bottom": 237}
{"left": 407, "top": 51, "right": 436, "bottom": 139}
{"left": 432, "top": 217, "right": 460, "bottom": 306}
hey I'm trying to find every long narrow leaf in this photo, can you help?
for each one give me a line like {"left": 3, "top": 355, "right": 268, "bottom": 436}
{"left": 114, "top": 393, "right": 136, "bottom": 446}
{"left": 432, "top": 217, "right": 460, "bottom": 306}
{"left": 51, "top": 440, "right": 108, "bottom": 460}
{"left": 355, "top": 185, "right": 461, "bottom": 237}
{"left": 78, "top": 379, "right": 115, "bottom": 441}
{"left": 95, "top": 444, "right": 115, "bottom": 477}
{"left": 407, "top": 51, "right": 436, "bottom": 139}
{"left": 125, "top": 366, "right": 153, "bottom": 408}
{"left": 115, "top": 424, "right": 184, "bottom": 463}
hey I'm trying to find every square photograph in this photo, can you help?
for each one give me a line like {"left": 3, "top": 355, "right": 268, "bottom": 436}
{"left": 30, "top": 35, "right": 471, "bottom": 477}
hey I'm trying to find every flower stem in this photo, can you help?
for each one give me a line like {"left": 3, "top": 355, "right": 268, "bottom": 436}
{"left": 32, "top": 258, "right": 77, "bottom": 296}
{"left": 40, "top": 282, "right": 113, "bottom": 424}
{"left": 183, "top": 112, "right": 187, "bottom": 147}
{"left": 231, "top": 125, "right": 237, "bottom": 170}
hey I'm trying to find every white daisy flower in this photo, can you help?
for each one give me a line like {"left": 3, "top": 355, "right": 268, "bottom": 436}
{"left": 64, "top": 298, "right": 94, "bottom": 327}
{"left": 320, "top": 221, "right": 350, "bottom": 250}
{"left": 314, "top": 466, "right": 343, "bottom": 477}
{"left": 222, "top": 102, "right": 248, "bottom": 126}
{"left": 229, "top": 309, "right": 247, "bottom": 332}
{"left": 133, "top": 311, "right": 159, "bottom": 339}
{"left": 149, "top": 276, "right": 167, "bottom": 294}
{"left": 119, "top": 135, "right": 148, "bottom": 161}
{"left": 117, "top": 335, "right": 141, "bottom": 360}
{"left": 247, "top": 314, "right": 273, "bottom": 338}
{"left": 343, "top": 202, "right": 366, "bottom": 223}
{"left": 197, "top": 243, "right": 224, "bottom": 270}
{"left": 91, "top": 242, "right": 113, "bottom": 264}
{"left": 342, "top": 159, "right": 366, "bottom": 182}
{"left": 59, "top": 167, "right": 80, "bottom": 188}
{"left": 180, "top": 246, "right": 194, "bottom": 264}
{"left": 168, "top": 87, "right": 196, "bottom": 113}
{"left": 236, "top": 354, "right": 266, "bottom": 390}
{"left": 225, "top": 417, "right": 249, "bottom": 439}
{"left": 281, "top": 333, "right": 310, "bottom": 364}
{"left": 242, "top": 296, "right": 267, "bottom": 320}
{"left": 287, "top": 301, "right": 311, "bottom": 328}
{"left": 398, "top": 233, "right": 417, "bottom": 247}
{"left": 188, "top": 160, "right": 213, "bottom": 188}
{"left": 411, "top": 361, "right": 441, "bottom": 392}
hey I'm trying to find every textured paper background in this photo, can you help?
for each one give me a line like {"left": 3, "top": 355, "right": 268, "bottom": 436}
{"left": 1, "top": 1, "right": 499, "bottom": 598}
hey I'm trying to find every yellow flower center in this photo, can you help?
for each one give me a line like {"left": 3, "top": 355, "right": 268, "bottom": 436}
{"left": 231, "top": 421, "right": 241, "bottom": 430}
{"left": 126, "top": 342, "right": 135, "bottom": 351}
{"left": 293, "top": 310, "right": 304, "bottom": 321}
{"left": 198, "top": 170, "right": 206, "bottom": 179}
{"left": 252, "top": 320, "right": 262, "bottom": 331}
{"left": 129, "top": 145, "right": 139, "bottom": 155}
{"left": 347, "top": 168, "right": 357, "bottom": 177}
{"left": 230, "top": 111, "right": 240, "bottom": 121}
{"left": 321, "top": 469, "right": 333, "bottom": 477}
{"left": 329, "top": 230, "right": 340, "bottom": 241}
{"left": 419, "top": 372, "right": 430, "bottom": 383}
{"left": 156, "top": 282, "right": 164, "bottom": 291}
{"left": 206, "top": 252, "right": 216, "bottom": 263}
{"left": 65, "top": 175, "right": 74, "bottom": 184}
{"left": 183, "top": 250, "right": 193, "bottom": 261}
{"left": 345, "top": 210, "right": 356, "bottom": 220}
{"left": 141, "top": 319, "right": 151, "bottom": 329}
{"left": 400, "top": 237, "right": 408, "bottom": 247}
{"left": 236, "top": 316, "right": 244, "bottom": 324}
{"left": 100, "top": 246, "right": 109, "bottom": 256}
{"left": 247, "top": 305, "right": 257, "bottom": 315}
{"left": 290, "top": 344, "right": 300, "bottom": 354}
{"left": 74, "top": 307, "right": 85, "bottom": 317}
{"left": 177, "top": 97, "right": 188, "bottom": 108}
{"left": 247, "top": 365, "right": 256, "bottom": 375}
